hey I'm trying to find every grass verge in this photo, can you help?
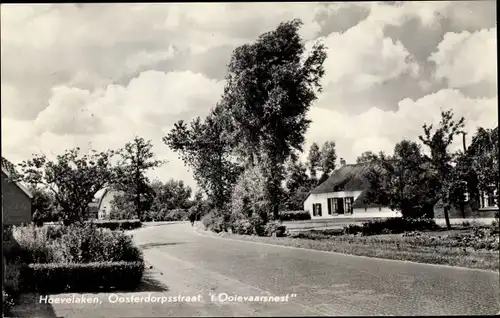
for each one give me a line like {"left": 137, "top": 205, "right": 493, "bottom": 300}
{"left": 196, "top": 227, "right": 499, "bottom": 271}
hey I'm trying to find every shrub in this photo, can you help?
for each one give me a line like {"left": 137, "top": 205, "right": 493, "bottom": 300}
{"left": 11, "top": 225, "right": 66, "bottom": 263}
{"left": 59, "top": 223, "right": 143, "bottom": 263}
{"left": 11, "top": 223, "right": 143, "bottom": 264}
{"left": 45, "top": 224, "right": 67, "bottom": 240}
{"left": 201, "top": 210, "right": 227, "bottom": 233}
{"left": 4, "top": 264, "right": 21, "bottom": 308}
{"left": 264, "top": 220, "right": 287, "bottom": 237}
{"left": 279, "top": 210, "right": 311, "bottom": 221}
{"left": 230, "top": 165, "right": 271, "bottom": 223}
{"left": 3, "top": 288, "right": 16, "bottom": 316}
{"left": 343, "top": 224, "right": 363, "bottom": 235}
{"left": 19, "top": 261, "right": 144, "bottom": 293}
{"left": 360, "top": 217, "right": 438, "bottom": 235}
{"left": 165, "top": 209, "right": 189, "bottom": 221}
{"left": 87, "top": 219, "right": 142, "bottom": 231}
{"left": 231, "top": 218, "right": 255, "bottom": 235}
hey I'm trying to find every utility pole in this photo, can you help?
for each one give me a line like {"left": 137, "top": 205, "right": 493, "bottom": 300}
{"left": 461, "top": 131, "right": 467, "bottom": 218}
{"left": 462, "top": 132, "right": 467, "bottom": 153}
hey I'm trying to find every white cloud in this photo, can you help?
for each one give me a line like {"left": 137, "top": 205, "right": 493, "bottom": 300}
{"left": 4, "top": 69, "right": 225, "bottom": 191}
{"left": 430, "top": 28, "right": 496, "bottom": 92}
{"left": 304, "top": 89, "right": 498, "bottom": 164}
{"left": 1, "top": 2, "right": 497, "bottom": 194}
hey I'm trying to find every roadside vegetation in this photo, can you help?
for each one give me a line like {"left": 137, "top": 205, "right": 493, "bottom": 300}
{"left": 3, "top": 223, "right": 144, "bottom": 313}
{"left": 199, "top": 217, "right": 500, "bottom": 271}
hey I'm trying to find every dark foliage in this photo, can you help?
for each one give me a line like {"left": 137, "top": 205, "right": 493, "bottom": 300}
{"left": 19, "top": 261, "right": 144, "bottom": 293}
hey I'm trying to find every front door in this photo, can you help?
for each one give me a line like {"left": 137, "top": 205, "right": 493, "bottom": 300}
{"left": 337, "top": 197, "right": 345, "bottom": 214}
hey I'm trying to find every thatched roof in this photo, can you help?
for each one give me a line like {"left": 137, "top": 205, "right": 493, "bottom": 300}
{"left": 310, "top": 161, "right": 382, "bottom": 194}
{"left": 306, "top": 161, "right": 387, "bottom": 209}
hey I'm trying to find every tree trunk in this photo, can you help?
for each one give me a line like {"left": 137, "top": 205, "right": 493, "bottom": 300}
{"left": 460, "top": 201, "right": 466, "bottom": 219}
{"left": 444, "top": 206, "right": 452, "bottom": 229}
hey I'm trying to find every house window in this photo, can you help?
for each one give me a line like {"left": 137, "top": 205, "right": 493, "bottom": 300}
{"left": 327, "top": 198, "right": 336, "bottom": 215}
{"left": 485, "top": 188, "right": 497, "bottom": 208}
{"left": 313, "top": 203, "right": 322, "bottom": 217}
{"left": 345, "top": 197, "right": 354, "bottom": 214}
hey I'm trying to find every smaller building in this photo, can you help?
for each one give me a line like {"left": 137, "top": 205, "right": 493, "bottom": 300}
{"left": 434, "top": 186, "right": 499, "bottom": 219}
{"left": 86, "top": 201, "right": 99, "bottom": 220}
{"left": 303, "top": 161, "right": 400, "bottom": 219}
{"left": 2, "top": 166, "right": 33, "bottom": 225}
{"left": 96, "top": 188, "right": 122, "bottom": 220}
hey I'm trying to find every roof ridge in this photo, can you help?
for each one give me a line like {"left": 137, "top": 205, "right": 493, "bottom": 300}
{"left": 1, "top": 166, "right": 33, "bottom": 199}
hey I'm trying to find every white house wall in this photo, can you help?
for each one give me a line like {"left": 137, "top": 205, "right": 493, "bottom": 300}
{"left": 98, "top": 191, "right": 115, "bottom": 219}
{"left": 352, "top": 207, "right": 401, "bottom": 218}
{"left": 304, "top": 191, "right": 400, "bottom": 219}
{"left": 304, "top": 191, "right": 362, "bottom": 220}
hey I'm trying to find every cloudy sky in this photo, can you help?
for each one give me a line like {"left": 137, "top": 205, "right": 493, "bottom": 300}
{"left": 1, "top": 2, "right": 497, "bottom": 193}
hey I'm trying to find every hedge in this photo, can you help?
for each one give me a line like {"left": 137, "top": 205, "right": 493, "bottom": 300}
{"left": 12, "top": 223, "right": 143, "bottom": 264}
{"left": 279, "top": 210, "right": 311, "bottom": 221}
{"left": 342, "top": 217, "right": 439, "bottom": 236}
{"left": 20, "top": 261, "right": 145, "bottom": 293}
{"left": 85, "top": 219, "right": 142, "bottom": 231}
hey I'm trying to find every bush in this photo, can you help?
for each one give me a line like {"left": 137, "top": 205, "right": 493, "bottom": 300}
{"left": 360, "top": 217, "right": 438, "bottom": 236}
{"left": 279, "top": 210, "right": 311, "bottom": 221}
{"left": 201, "top": 210, "right": 227, "bottom": 233}
{"left": 230, "top": 165, "right": 271, "bottom": 223}
{"left": 19, "top": 261, "right": 144, "bottom": 293}
{"left": 11, "top": 223, "right": 143, "bottom": 264}
{"left": 231, "top": 218, "right": 255, "bottom": 235}
{"left": 60, "top": 224, "right": 143, "bottom": 263}
{"left": 164, "top": 209, "right": 189, "bottom": 221}
{"left": 45, "top": 224, "right": 67, "bottom": 240}
{"left": 3, "top": 288, "right": 16, "bottom": 316}
{"left": 4, "top": 264, "right": 21, "bottom": 311}
{"left": 87, "top": 219, "right": 142, "bottom": 231}
{"left": 264, "top": 220, "right": 286, "bottom": 237}
{"left": 343, "top": 224, "right": 363, "bottom": 235}
{"left": 11, "top": 225, "right": 66, "bottom": 263}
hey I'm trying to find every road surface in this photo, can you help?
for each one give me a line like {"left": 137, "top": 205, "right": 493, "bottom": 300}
{"left": 18, "top": 222, "right": 499, "bottom": 317}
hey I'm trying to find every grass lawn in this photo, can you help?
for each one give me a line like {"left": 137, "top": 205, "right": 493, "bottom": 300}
{"left": 197, "top": 225, "right": 499, "bottom": 272}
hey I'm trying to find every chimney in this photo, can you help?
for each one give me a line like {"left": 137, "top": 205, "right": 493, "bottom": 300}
{"left": 340, "top": 158, "right": 346, "bottom": 166}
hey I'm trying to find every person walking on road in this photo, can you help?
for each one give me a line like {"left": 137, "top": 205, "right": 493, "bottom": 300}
{"left": 189, "top": 210, "right": 196, "bottom": 226}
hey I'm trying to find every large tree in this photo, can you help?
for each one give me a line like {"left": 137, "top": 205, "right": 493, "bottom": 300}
{"left": 364, "top": 141, "right": 438, "bottom": 219}
{"left": 220, "top": 19, "right": 327, "bottom": 220}
{"left": 459, "top": 126, "right": 499, "bottom": 209}
{"left": 113, "top": 137, "right": 164, "bottom": 221}
{"left": 150, "top": 179, "right": 192, "bottom": 211}
{"left": 164, "top": 107, "right": 242, "bottom": 211}
{"left": 356, "top": 151, "right": 379, "bottom": 164}
{"left": 284, "top": 159, "right": 312, "bottom": 210}
{"left": 419, "top": 110, "right": 465, "bottom": 229}
{"left": 307, "top": 143, "right": 321, "bottom": 181}
{"left": 28, "top": 185, "right": 58, "bottom": 222}
{"left": 318, "top": 141, "right": 337, "bottom": 184}
{"left": 14, "top": 148, "right": 116, "bottom": 222}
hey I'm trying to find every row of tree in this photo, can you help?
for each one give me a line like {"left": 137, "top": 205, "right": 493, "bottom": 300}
{"left": 362, "top": 111, "right": 498, "bottom": 228}
{"left": 7, "top": 136, "right": 196, "bottom": 223}
{"left": 163, "top": 19, "right": 328, "bottom": 227}
{"left": 8, "top": 19, "right": 497, "bottom": 231}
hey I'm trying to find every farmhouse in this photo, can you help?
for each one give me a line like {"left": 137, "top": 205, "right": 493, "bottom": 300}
{"left": 303, "top": 160, "right": 400, "bottom": 219}
{"left": 2, "top": 165, "right": 33, "bottom": 225}
{"left": 434, "top": 186, "right": 498, "bottom": 219}
{"left": 94, "top": 187, "right": 122, "bottom": 220}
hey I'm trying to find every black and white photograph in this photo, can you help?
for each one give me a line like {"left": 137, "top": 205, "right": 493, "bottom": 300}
{"left": 1, "top": 1, "right": 499, "bottom": 317}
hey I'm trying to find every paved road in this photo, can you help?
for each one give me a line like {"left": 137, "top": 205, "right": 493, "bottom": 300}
{"left": 21, "top": 223, "right": 499, "bottom": 317}
{"left": 134, "top": 223, "right": 499, "bottom": 316}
